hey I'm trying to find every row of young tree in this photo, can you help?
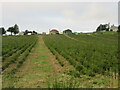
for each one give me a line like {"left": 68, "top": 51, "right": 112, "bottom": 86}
{"left": 0, "top": 24, "right": 38, "bottom": 35}
{"left": 24, "top": 30, "right": 37, "bottom": 35}
{"left": 0, "top": 24, "right": 19, "bottom": 35}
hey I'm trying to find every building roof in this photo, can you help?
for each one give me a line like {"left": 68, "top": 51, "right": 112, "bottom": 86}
{"left": 50, "top": 29, "right": 59, "bottom": 33}
{"left": 111, "top": 25, "right": 118, "bottom": 28}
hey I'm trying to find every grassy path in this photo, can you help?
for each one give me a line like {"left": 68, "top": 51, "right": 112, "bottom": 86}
{"left": 9, "top": 36, "right": 62, "bottom": 88}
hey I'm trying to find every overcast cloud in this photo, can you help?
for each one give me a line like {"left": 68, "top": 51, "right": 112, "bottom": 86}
{"left": 1, "top": 2, "right": 118, "bottom": 33}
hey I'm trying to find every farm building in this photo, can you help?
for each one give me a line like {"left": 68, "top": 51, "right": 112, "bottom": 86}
{"left": 73, "top": 32, "right": 78, "bottom": 35}
{"left": 110, "top": 25, "right": 118, "bottom": 32}
{"left": 63, "top": 29, "right": 72, "bottom": 34}
{"left": 42, "top": 32, "right": 46, "bottom": 35}
{"left": 49, "top": 29, "right": 59, "bottom": 34}
{"left": 27, "top": 33, "right": 32, "bottom": 35}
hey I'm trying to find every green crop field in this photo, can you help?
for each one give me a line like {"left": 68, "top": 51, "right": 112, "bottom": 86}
{"left": 43, "top": 33, "right": 118, "bottom": 76}
{"left": 2, "top": 32, "right": 119, "bottom": 88}
{"left": 2, "top": 35, "right": 37, "bottom": 88}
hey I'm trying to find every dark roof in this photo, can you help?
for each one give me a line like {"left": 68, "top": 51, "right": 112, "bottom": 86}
{"left": 64, "top": 29, "right": 72, "bottom": 31}
{"left": 63, "top": 29, "right": 72, "bottom": 33}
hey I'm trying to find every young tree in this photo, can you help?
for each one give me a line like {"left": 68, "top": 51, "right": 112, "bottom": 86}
{"left": 32, "top": 31, "right": 37, "bottom": 34}
{"left": 7, "top": 27, "right": 14, "bottom": 35}
{"left": 13, "top": 24, "right": 19, "bottom": 35}
{"left": 0, "top": 27, "right": 6, "bottom": 35}
{"left": 24, "top": 30, "right": 29, "bottom": 35}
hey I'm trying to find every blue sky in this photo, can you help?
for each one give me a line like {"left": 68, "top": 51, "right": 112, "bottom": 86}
{"left": 1, "top": 2, "right": 118, "bottom": 33}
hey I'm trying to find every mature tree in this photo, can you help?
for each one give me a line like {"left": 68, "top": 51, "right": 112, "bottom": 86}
{"left": 7, "top": 27, "right": 14, "bottom": 35}
{"left": 96, "top": 24, "right": 102, "bottom": 32}
{"left": 7, "top": 24, "right": 19, "bottom": 35}
{"left": 13, "top": 24, "right": 19, "bottom": 35}
{"left": 24, "top": 30, "right": 28, "bottom": 35}
{"left": 0, "top": 27, "right": 6, "bottom": 35}
{"left": 96, "top": 24, "right": 109, "bottom": 32}
{"left": 24, "top": 30, "right": 32, "bottom": 35}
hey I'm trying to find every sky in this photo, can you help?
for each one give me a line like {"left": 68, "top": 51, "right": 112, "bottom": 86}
{"left": 0, "top": 1, "right": 118, "bottom": 34}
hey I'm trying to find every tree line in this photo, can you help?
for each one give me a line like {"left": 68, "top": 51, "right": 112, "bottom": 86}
{"left": 96, "top": 24, "right": 120, "bottom": 32}
{"left": 0, "top": 24, "right": 19, "bottom": 35}
{"left": 0, "top": 24, "right": 37, "bottom": 35}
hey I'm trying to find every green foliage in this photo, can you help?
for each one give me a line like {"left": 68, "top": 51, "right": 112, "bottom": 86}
{"left": 96, "top": 24, "right": 109, "bottom": 32}
{"left": 0, "top": 27, "right": 6, "bottom": 35}
{"left": 7, "top": 27, "right": 14, "bottom": 35}
{"left": 6, "top": 24, "right": 19, "bottom": 35}
{"left": 43, "top": 33, "right": 118, "bottom": 77}
{"left": 2, "top": 35, "right": 37, "bottom": 72}
{"left": 48, "top": 47, "right": 64, "bottom": 66}
{"left": 13, "top": 24, "right": 19, "bottom": 35}
{"left": 48, "top": 77, "right": 80, "bottom": 88}
{"left": 65, "top": 68, "right": 80, "bottom": 77}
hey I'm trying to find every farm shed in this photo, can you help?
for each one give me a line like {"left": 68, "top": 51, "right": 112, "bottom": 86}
{"left": 73, "top": 32, "right": 78, "bottom": 35}
{"left": 49, "top": 29, "right": 59, "bottom": 34}
{"left": 63, "top": 29, "right": 72, "bottom": 34}
{"left": 42, "top": 32, "right": 46, "bottom": 35}
{"left": 27, "top": 32, "right": 32, "bottom": 35}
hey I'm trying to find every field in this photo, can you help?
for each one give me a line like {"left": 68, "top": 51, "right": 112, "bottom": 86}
{"left": 2, "top": 32, "right": 119, "bottom": 88}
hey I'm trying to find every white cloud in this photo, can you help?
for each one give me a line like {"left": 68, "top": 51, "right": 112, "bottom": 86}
{"left": 61, "top": 9, "right": 77, "bottom": 18}
{"left": 1, "top": 2, "right": 118, "bottom": 33}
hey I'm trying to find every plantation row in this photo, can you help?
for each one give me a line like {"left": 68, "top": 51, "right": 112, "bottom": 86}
{"left": 2, "top": 35, "right": 38, "bottom": 74}
{"left": 2, "top": 36, "right": 37, "bottom": 60}
{"left": 69, "top": 33, "right": 118, "bottom": 43}
{"left": 43, "top": 34, "right": 118, "bottom": 78}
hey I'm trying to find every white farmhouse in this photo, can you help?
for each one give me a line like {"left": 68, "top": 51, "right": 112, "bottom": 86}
{"left": 28, "top": 33, "right": 32, "bottom": 35}
{"left": 110, "top": 25, "right": 118, "bottom": 32}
